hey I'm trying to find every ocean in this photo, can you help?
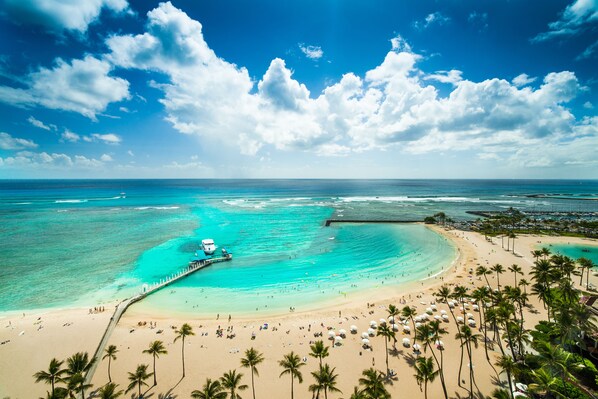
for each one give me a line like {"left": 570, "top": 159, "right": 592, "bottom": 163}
{"left": 0, "top": 179, "right": 596, "bottom": 315}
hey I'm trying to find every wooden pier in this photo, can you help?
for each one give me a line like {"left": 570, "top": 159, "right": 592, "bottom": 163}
{"left": 324, "top": 219, "right": 422, "bottom": 226}
{"left": 84, "top": 254, "right": 233, "bottom": 388}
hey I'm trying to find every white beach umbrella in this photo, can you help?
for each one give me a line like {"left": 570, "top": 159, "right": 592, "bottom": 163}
{"left": 468, "top": 320, "right": 477, "bottom": 327}
{"left": 431, "top": 304, "right": 437, "bottom": 311}
{"left": 435, "top": 340, "right": 444, "bottom": 348}
{"left": 369, "top": 320, "right": 377, "bottom": 328}
{"left": 403, "top": 325, "right": 411, "bottom": 332}
{"left": 367, "top": 328, "right": 375, "bottom": 336}
{"left": 350, "top": 325, "right": 358, "bottom": 333}
{"left": 415, "top": 316, "right": 422, "bottom": 322}
{"left": 473, "top": 304, "right": 479, "bottom": 311}
{"left": 388, "top": 316, "right": 396, "bottom": 323}
{"left": 415, "top": 322, "right": 422, "bottom": 328}
{"left": 402, "top": 338, "right": 411, "bottom": 347}
{"left": 434, "top": 315, "right": 441, "bottom": 320}
{"left": 515, "top": 383, "right": 528, "bottom": 392}
{"left": 391, "top": 323, "right": 399, "bottom": 332}
{"left": 426, "top": 308, "right": 433, "bottom": 315}
{"left": 334, "top": 336, "right": 343, "bottom": 344}
{"left": 339, "top": 329, "right": 347, "bottom": 337}
{"left": 328, "top": 330, "right": 336, "bottom": 338}
{"left": 421, "top": 314, "right": 429, "bottom": 321}
{"left": 442, "top": 314, "right": 450, "bottom": 322}
{"left": 362, "top": 332, "right": 369, "bottom": 339}
{"left": 379, "top": 318, "right": 387, "bottom": 325}
{"left": 362, "top": 338, "right": 370, "bottom": 345}
{"left": 467, "top": 313, "right": 474, "bottom": 319}
{"left": 413, "top": 343, "right": 421, "bottom": 351}
{"left": 457, "top": 316, "right": 464, "bottom": 323}
{"left": 448, "top": 301, "right": 455, "bottom": 308}
{"left": 440, "top": 309, "right": 447, "bottom": 315}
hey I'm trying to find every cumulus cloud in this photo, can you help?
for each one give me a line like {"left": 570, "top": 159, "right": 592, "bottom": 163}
{"left": 532, "top": 0, "right": 598, "bottom": 42}
{"left": 61, "top": 130, "right": 80, "bottom": 143}
{"left": 100, "top": 153, "right": 113, "bottom": 162}
{"left": 91, "top": 133, "right": 121, "bottom": 144}
{"left": 414, "top": 12, "right": 450, "bottom": 30}
{"left": 0, "top": 132, "right": 38, "bottom": 150}
{"left": 299, "top": 44, "right": 324, "bottom": 60}
{"left": 2, "top": 0, "right": 130, "bottom": 33}
{"left": 0, "top": 56, "right": 130, "bottom": 120}
{"left": 27, "top": 115, "right": 53, "bottom": 130}
{"left": 104, "top": 3, "right": 595, "bottom": 169}
{"left": 512, "top": 73, "right": 537, "bottom": 87}
{"left": 0, "top": 151, "right": 107, "bottom": 169}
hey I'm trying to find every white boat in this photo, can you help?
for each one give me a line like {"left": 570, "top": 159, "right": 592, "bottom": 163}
{"left": 201, "top": 239, "right": 216, "bottom": 255}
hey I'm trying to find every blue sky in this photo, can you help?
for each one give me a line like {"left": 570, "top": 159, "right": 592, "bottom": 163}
{"left": 0, "top": 0, "right": 596, "bottom": 178}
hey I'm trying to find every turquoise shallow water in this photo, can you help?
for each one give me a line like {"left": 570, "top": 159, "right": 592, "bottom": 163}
{"left": 0, "top": 179, "right": 596, "bottom": 315}
{"left": 548, "top": 243, "right": 598, "bottom": 265}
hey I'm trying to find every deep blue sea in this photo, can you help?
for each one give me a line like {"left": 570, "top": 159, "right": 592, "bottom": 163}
{"left": 1, "top": 179, "right": 596, "bottom": 315}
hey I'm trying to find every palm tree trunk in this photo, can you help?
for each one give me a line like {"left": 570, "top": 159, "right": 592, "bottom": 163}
{"left": 424, "top": 380, "right": 428, "bottom": 399}
{"left": 324, "top": 387, "right": 328, "bottom": 399}
{"left": 153, "top": 354, "right": 157, "bottom": 385}
{"left": 428, "top": 344, "right": 448, "bottom": 399}
{"left": 138, "top": 382, "right": 141, "bottom": 398}
{"left": 108, "top": 358, "right": 112, "bottom": 383}
{"left": 385, "top": 336, "right": 389, "bottom": 375}
{"left": 447, "top": 307, "right": 465, "bottom": 388}
{"left": 251, "top": 369, "right": 256, "bottom": 399}
{"left": 467, "top": 343, "right": 473, "bottom": 399}
{"left": 182, "top": 337, "right": 186, "bottom": 378}
{"left": 506, "top": 369, "right": 515, "bottom": 399}
{"left": 51, "top": 378, "right": 55, "bottom": 395}
{"left": 290, "top": 375, "right": 294, "bottom": 399}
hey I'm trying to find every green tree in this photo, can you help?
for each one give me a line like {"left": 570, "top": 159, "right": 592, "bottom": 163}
{"left": 240, "top": 347, "right": 264, "bottom": 399}
{"left": 220, "top": 369, "right": 248, "bottom": 399}
{"left": 495, "top": 355, "right": 516, "bottom": 399}
{"left": 456, "top": 325, "right": 482, "bottom": 399}
{"left": 413, "top": 357, "right": 438, "bottom": 399}
{"left": 358, "top": 368, "right": 390, "bottom": 399}
{"left": 173, "top": 323, "right": 194, "bottom": 378}
{"left": 309, "top": 364, "right": 341, "bottom": 399}
{"left": 279, "top": 351, "right": 304, "bottom": 399}
{"left": 143, "top": 340, "right": 168, "bottom": 386}
{"left": 508, "top": 264, "right": 523, "bottom": 287}
{"left": 309, "top": 340, "right": 330, "bottom": 367}
{"left": 125, "top": 364, "right": 153, "bottom": 398}
{"left": 64, "top": 352, "right": 94, "bottom": 399}
{"left": 191, "top": 378, "right": 227, "bottom": 399}
{"left": 103, "top": 345, "right": 118, "bottom": 383}
{"left": 490, "top": 264, "right": 505, "bottom": 290}
{"left": 34, "top": 358, "right": 65, "bottom": 396}
{"left": 97, "top": 382, "right": 123, "bottom": 399}
{"left": 401, "top": 305, "right": 417, "bottom": 346}
{"left": 376, "top": 324, "right": 395, "bottom": 376}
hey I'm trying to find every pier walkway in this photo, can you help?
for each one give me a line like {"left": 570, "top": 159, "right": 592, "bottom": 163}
{"left": 84, "top": 255, "right": 232, "bottom": 388}
{"left": 324, "top": 218, "right": 422, "bottom": 226}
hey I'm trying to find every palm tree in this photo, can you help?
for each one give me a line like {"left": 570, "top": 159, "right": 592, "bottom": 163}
{"left": 386, "top": 304, "right": 400, "bottom": 322}
{"left": 490, "top": 263, "right": 505, "bottom": 289}
{"left": 191, "top": 378, "right": 227, "bottom": 399}
{"left": 413, "top": 357, "right": 438, "bottom": 399}
{"left": 509, "top": 232, "right": 516, "bottom": 254}
{"left": 97, "top": 382, "right": 124, "bottom": 399}
{"left": 143, "top": 340, "right": 168, "bottom": 386}
{"left": 173, "top": 323, "right": 194, "bottom": 378}
{"left": 401, "top": 305, "right": 417, "bottom": 345}
{"left": 416, "top": 321, "right": 449, "bottom": 399}
{"left": 518, "top": 279, "right": 530, "bottom": 305}
{"left": 126, "top": 364, "right": 153, "bottom": 398}
{"left": 531, "top": 249, "right": 543, "bottom": 262}
{"left": 358, "top": 368, "right": 390, "bottom": 399}
{"left": 309, "top": 364, "right": 341, "bottom": 399}
{"left": 577, "top": 257, "right": 594, "bottom": 288}
{"left": 376, "top": 324, "right": 395, "bottom": 376}
{"left": 491, "top": 388, "right": 512, "bottom": 399}
{"left": 64, "top": 373, "right": 92, "bottom": 399}
{"left": 64, "top": 352, "right": 94, "bottom": 399}
{"left": 240, "top": 347, "right": 264, "bottom": 399}
{"left": 345, "top": 386, "right": 366, "bottom": 399}
{"left": 528, "top": 368, "right": 562, "bottom": 398}
{"left": 495, "top": 355, "right": 516, "bottom": 399}
{"left": 279, "top": 351, "right": 304, "bottom": 399}
{"left": 475, "top": 265, "right": 492, "bottom": 287}
{"left": 34, "top": 358, "right": 65, "bottom": 396}
{"left": 508, "top": 264, "right": 523, "bottom": 287}
{"left": 103, "top": 345, "right": 119, "bottom": 383}
{"left": 309, "top": 340, "right": 329, "bottom": 367}
{"left": 452, "top": 285, "right": 469, "bottom": 388}
{"left": 220, "top": 369, "right": 248, "bottom": 399}
{"left": 456, "top": 325, "right": 482, "bottom": 399}
{"left": 540, "top": 247, "right": 551, "bottom": 260}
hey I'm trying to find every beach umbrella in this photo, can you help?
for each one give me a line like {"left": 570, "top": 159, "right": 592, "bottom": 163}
{"left": 328, "top": 330, "right": 336, "bottom": 338}
{"left": 467, "top": 313, "right": 474, "bottom": 319}
{"left": 472, "top": 304, "right": 479, "bottom": 311}
{"left": 391, "top": 323, "right": 399, "bottom": 332}
{"left": 350, "top": 325, "right": 358, "bottom": 333}
{"left": 440, "top": 309, "right": 447, "bottom": 315}
{"left": 367, "top": 328, "right": 375, "bottom": 336}
{"left": 361, "top": 332, "right": 369, "bottom": 339}
{"left": 435, "top": 340, "right": 444, "bottom": 349}
{"left": 448, "top": 301, "right": 455, "bottom": 308}
{"left": 379, "top": 318, "right": 387, "bottom": 325}
{"left": 430, "top": 304, "right": 437, "bottom": 311}
{"left": 415, "top": 322, "right": 422, "bottom": 328}
{"left": 421, "top": 314, "right": 429, "bottom": 321}
{"left": 415, "top": 316, "right": 422, "bottom": 322}
{"left": 339, "top": 329, "right": 347, "bottom": 337}
{"left": 434, "top": 315, "right": 441, "bottom": 320}
{"left": 426, "top": 308, "right": 433, "bottom": 315}
{"left": 457, "top": 316, "right": 464, "bottom": 323}
{"left": 369, "top": 320, "right": 377, "bottom": 328}
{"left": 413, "top": 343, "right": 421, "bottom": 352}
{"left": 402, "top": 338, "right": 410, "bottom": 347}
{"left": 403, "top": 325, "right": 411, "bottom": 332}
{"left": 362, "top": 338, "right": 370, "bottom": 345}
{"left": 442, "top": 314, "right": 449, "bottom": 322}
{"left": 388, "top": 316, "right": 396, "bottom": 323}
{"left": 468, "top": 320, "right": 477, "bottom": 327}
{"left": 334, "top": 336, "right": 343, "bottom": 344}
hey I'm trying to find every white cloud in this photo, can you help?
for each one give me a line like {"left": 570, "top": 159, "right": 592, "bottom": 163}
{"left": 0, "top": 151, "right": 106, "bottom": 170}
{"left": 576, "top": 39, "right": 598, "bottom": 59}
{"left": 299, "top": 44, "right": 324, "bottom": 60}
{"left": 512, "top": 73, "right": 537, "bottom": 87}
{"left": 532, "top": 0, "right": 598, "bottom": 42}
{"left": 104, "top": 4, "right": 596, "bottom": 170}
{"left": 425, "top": 70, "right": 463, "bottom": 85}
{"left": 61, "top": 130, "right": 80, "bottom": 143}
{"left": 0, "top": 56, "right": 130, "bottom": 120}
{"left": 27, "top": 115, "right": 52, "bottom": 130}
{"left": 91, "top": 133, "right": 121, "bottom": 144}
{"left": 583, "top": 101, "right": 593, "bottom": 109}
{"left": 414, "top": 12, "right": 450, "bottom": 30}
{"left": 100, "top": 153, "right": 113, "bottom": 162}
{"left": 0, "top": 132, "right": 38, "bottom": 150}
{"left": 127, "top": 150, "right": 134, "bottom": 156}
{"left": 2, "top": 0, "right": 129, "bottom": 33}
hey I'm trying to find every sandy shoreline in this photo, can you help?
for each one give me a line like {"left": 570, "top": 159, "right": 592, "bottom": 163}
{"left": 1, "top": 227, "right": 597, "bottom": 398}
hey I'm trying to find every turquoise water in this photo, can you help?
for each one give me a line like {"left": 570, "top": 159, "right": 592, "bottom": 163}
{"left": 0, "top": 179, "right": 596, "bottom": 314}
{"left": 549, "top": 243, "right": 598, "bottom": 265}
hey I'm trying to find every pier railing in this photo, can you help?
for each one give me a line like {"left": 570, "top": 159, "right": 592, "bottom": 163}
{"left": 84, "top": 254, "right": 233, "bottom": 389}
